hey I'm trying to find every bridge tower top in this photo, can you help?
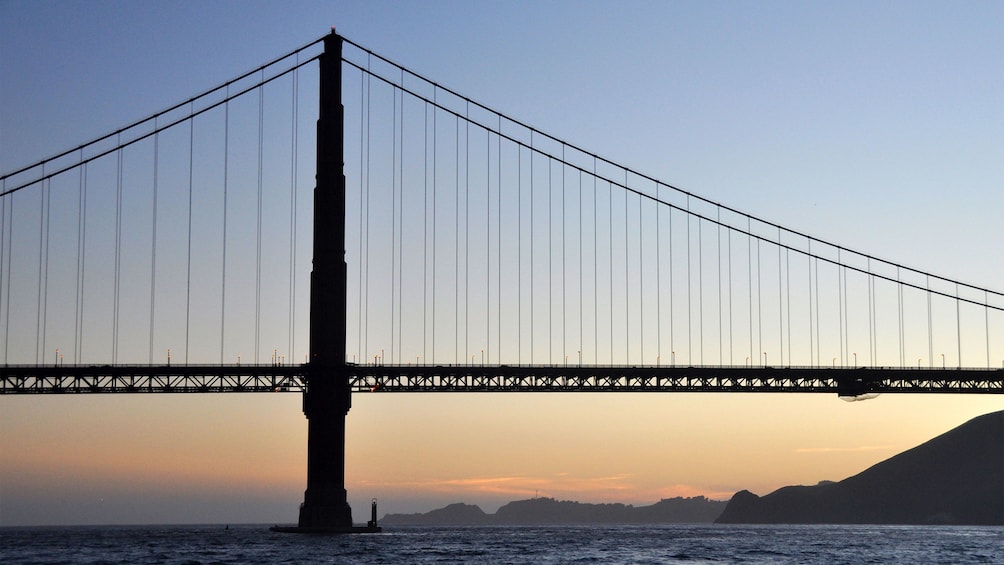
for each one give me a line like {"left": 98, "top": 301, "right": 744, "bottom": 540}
{"left": 309, "top": 31, "right": 348, "bottom": 371}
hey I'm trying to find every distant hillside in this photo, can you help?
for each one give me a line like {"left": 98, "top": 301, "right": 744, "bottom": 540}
{"left": 381, "top": 503, "right": 490, "bottom": 525}
{"left": 717, "top": 410, "right": 1004, "bottom": 525}
{"left": 381, "top": 496, "right": 726, "bottom": 525}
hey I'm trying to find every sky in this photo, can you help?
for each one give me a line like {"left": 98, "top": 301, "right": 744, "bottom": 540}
{"left": 1, "top": 0, "right": 1003, "bottom": 526}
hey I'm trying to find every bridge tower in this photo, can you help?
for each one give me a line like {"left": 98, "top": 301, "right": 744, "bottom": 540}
{"left": 279, "top": 31, "right": 377, "bottom": 533}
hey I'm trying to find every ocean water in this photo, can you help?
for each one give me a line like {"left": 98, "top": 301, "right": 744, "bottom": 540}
{"left": 2, "top": 523, "right": 1002, "bottom": 564}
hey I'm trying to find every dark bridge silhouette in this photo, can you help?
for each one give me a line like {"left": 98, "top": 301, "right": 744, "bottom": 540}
{"left": 1, "top": 32, "right": 1002, "bottom": 532}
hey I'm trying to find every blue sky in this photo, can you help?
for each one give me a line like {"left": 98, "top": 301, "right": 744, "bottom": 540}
{"left": 1, "top": 1, "right": 1002, "bottom": 525}
{"left": 3, "top": 1, "right": 1001, "bottom": 277}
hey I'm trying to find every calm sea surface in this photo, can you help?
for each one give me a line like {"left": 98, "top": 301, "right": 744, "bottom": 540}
{"left": 2, "top": 523, "right": 1002, "bottom": 564}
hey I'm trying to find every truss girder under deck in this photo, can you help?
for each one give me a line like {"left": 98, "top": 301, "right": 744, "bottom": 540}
{"left": 2, "top": 364, "right": 1002, "bottom": 395}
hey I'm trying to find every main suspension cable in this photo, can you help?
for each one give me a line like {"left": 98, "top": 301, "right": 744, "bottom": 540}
{"left": 341, "top": 44, "right": 1002, "bottom": 301}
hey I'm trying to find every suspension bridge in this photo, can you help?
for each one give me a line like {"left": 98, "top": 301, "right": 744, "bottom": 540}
{"left": 1, "top": 32, "right": 1002, "bottom": 531}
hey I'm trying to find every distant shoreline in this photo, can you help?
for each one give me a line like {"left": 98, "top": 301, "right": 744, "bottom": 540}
{"left": 381, "top": 496, "right": 727, "bottom": 525}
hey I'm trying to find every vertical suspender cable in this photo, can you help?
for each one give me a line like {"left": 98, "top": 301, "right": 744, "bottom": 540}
{"left": 0, "top": 190, "right": 4, "bottom": 360}
{"left": 517, "top": 142, "right": 522, "bottom": 363}
{"left": 578, "top": 169, "right": 582, "bottom": 365}
{"left": 867, "top": 259, "right": 873, "bottom": 365}
{"left": 1, "top": 193, "right": 11, "bottom": 363}
{"left": 897, "top": 267, "right": 904, "bottom": 366}
{"left": 0, "top": 190, "right": 5, "bottom": 360}
{"left": 2, "top": 194, "right": 11, "bottom": 362}
{"left": 221, "top": 89, "right": 229, "bottom": 364}
{"left": 747, "top": 217, "right": 752, "bottom": 365}
{"left": 422, "top": 98, "right": 427, "bottom": 363}
{"left": 956, "top": 283, "right": 961, "bottom": 367}
{"left": 548, "top": 159, "right": 553, "bottom": 363}
{"left": 927, "top": 275, "right": 933, "bottom": 367}
{"left": 0, "top": 189, "right": 4, "bottom": 361}
{"left": 498, "top": 117, "right": 502, "bottom": 362}
{"left": 391, "top": 87, "right": 397, "bottom": 363}
{"left": 786, "top": 246, "right": 791, "bottom": 365}
{"left": 871, "top": 271, "right": 876, "bottom": 365}
{"left": 398, "top": 71, "right": 404, "bottom": 363}
{"left": 356, "top": 69, "right": 365, "bottom": 363}
{"left": 562, "top": 148, "right": 567, "bottom": 364}
{"left": 432, "top": 88, "right": 437, "bottom": 364}
{"left": 670, "top": 192, "right": 674, "bottom": 364}
{"left": 466, "top": 103, "right": 471, "bottom": 364}
{"left": 561, "top": 147, "right": 566, "bottom": 364}
{"left": 727, "top": 226, "right": 732, "bottom": 365}
{"left": 698, "top": 217, "right": 703, "bottom": 364}
{"left": 807, "top": 239, "right": 814, "bottom": 366}
{"left": 355, "top": 68, "right": 364, "bottom": 362}
{"left": 778, "top": 227, "right": 783, "bottom": 366}
{"left": 455, "top": 113, "right": 460, "bottom": 363}
{"left": 815, "top": 255, "right": 821, "bottom": 366}
{"left": 485, "top": 119, "right": 490, "bottom": 364}
{"left": 288, "top": 60, "right": 299, "bottom": 364}
{"left": 387, "top": 82, "right": 395, "bottom": 363}
{"left": 983, "top": 291, "right": 991, "bottom": 371}
{"left": 983, "top": 289, "right": 991, "bottom": 369}
{"left": 838, "top": 251, "right": 844, "bottom": 365}
{"left": 186, "top": 104, "right": 195, "bottom": 363}
{"left": 114, "top": 142, "right": 123, "bottom": 362}
{"left": 624, "top": 172, "right": 628, "bottom": 363}
{"left": 756, "top": 239, "right": 762, "bottom": 364}
{"left": 656, "top": 184, "right": 661, "bottom": 364}
{"left": 255, "top": 74, "right": 264, "bottom": 363}
{"left": 480, "top": 122, "right": 491, "bottom": 363}
{"left": 688, "top": 197, "right": 693, "bottom": 363}
{"left": 42, "top": 178, "right": 50, "bottom": 365}
{"left": 586, "top": 156, "right": 594, "bottom": 365}
{"left": 35, "top": 173, "right": 45, "bottom": 363}
{"left": 42, "top": 176, "right": 51, "bottom": 363}
{"left": 638, "top": 182, "right": 643, "bottom": 363}
{"left": 717, "top": 209, "right": 722, "bottom": 364}
{"left": 150, "top": 126, "right": 159, "bottom": 364}
{"left": 364, "top": 69, "right": 372, "bottom": 362}
{"left": 843, "top": 258, "right": 849, "bottom": 365}
{"left": 608, "top": 179, "right": 612, "bottom": 362}
{"left": 873, "top": 265, "right": 878, "bottom": 365}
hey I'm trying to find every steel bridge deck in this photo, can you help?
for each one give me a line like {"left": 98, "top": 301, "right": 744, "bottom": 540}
{"left": 2, "top": 364, "right": 1002, "bottom": 395}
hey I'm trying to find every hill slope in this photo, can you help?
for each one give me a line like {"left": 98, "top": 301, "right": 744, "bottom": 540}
{"left": 717, "top": 410, "right": 1004, "bottom": 525}
{"left": 382, "top": 496, "right": 726, "bottom": 525}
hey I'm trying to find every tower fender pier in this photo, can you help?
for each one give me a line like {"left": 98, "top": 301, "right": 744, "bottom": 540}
{"left": 297, "top": 372, "right": 354, "bottom": 529}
